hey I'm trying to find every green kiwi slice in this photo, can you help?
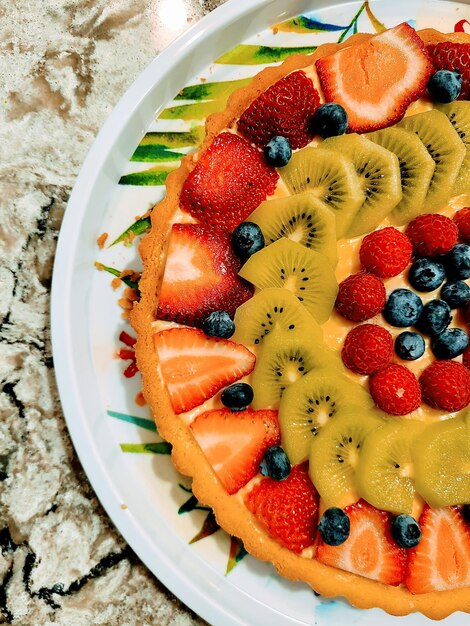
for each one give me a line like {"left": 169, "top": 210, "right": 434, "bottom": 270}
{"left": 436, "top": 101, "right": 470, "bottom": 197}
{"left": 238, "top": 239, "right": 338, "bottom": 324}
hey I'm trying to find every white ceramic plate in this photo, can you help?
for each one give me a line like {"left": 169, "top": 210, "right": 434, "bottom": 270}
{"left": 51, "top": 1, "right": 470, "bottom": 624}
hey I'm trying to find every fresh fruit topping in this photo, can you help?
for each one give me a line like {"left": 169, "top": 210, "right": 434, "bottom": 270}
{"left": 437, "top": 102, "right": 470, "bottom": 197}
{"left": 316, "top": 500, "right": 407, "bottom": 585}
{"left": 464, "top": 346, "right": 470, "bottom": 370}
{"left": 408, "top": 258, "right": 445, "bottom": 292}
{"left": 335, "top": 272, "right": 386, "bottom": 322}
{"left": 391, "top": 515, "right": 421, "bottom": 549}
{"left": 445, "top": 243, "right": 470, "bottom": 279}
{"left": 454, "top": 207, "right": 470, "bottom": 242}
{"left": 427, "top": 42, "right": 470, "bottom": 100}
{"left": 264, "top": 135, "right": 292, "bottom": 167}
{"left": 384, "top": 289, "right": 423, "bottom": 328}
{"left": 369, "top": 364, "right": 421, "bottom": 415}
{"left": 405, "top": 213, "right": 458, "bottom": 257}
{"left": 157, "top": 224, "right": 253, "bottom": 327}
{"left": 237, "top": 70, "right": 320, "bottom": 150}
{"left": 245, "top": 463, "right": 319, "bottom": 553}
{"left": 190, "top": 408, "right": 280, "bottom": 494}
{"left": 309, "top": 103, "right": 348, "bottom": 138}
{"left": 441, "top": 281, "right": 470, "bottom": 309}
{"left": 318, "top": 508, "right": 350, "bottom": 546}
{"left": 155, "top": 328, "right": 255, "bottom": 414}
{"left": 359, "top": 227, "right": 411, "bottom": 278}
{"left": 427, "top": 69, "right": 462, "bottom": 102}
{"left": 315, "top": 23, "right": 433, "bottom": 133}
{"left": 231, "top": 222, "right": 265, "bottom": 260}
{"left": 417, "top": 299, "right": 451, "bottom": 336}
{"left": 201, "top": 310, "right": 235, "bottom": 338}
{"left": 431, "top": 327, "right": 469, "bottom": 360}
{"left": 420, "top": 360, "right": 470, "bottom": 412}
{"left": 260, "top": 445, "right": 291, "bottom": 481}
{"left": 341, "top": 324, "right": 393, "bottom": 375}
{"left": 395, "top": 331, "right": 425, "bottom": 361}
{"left": 180, "top": 132, "right": 278, "bottom": 231}
{"left": 221, "top": 382, "right": 254, "bottom": 412}
{"left": 238, "top": 239, "right": 338, "bottom": 324}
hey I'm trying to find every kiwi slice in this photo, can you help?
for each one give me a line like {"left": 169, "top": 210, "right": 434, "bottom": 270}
{"left": 367, "top": 126, "right": 436, "bottom": 225}
{"left": 309, "top": 407, "right": 384, "bottom": 507}
{"left": 436, "top": 101, "right": 470, "bottom": 197}
{"left": 319, "top": 134, "right": 402, "bottom": 237}
{"left": 356, "top": 419, "right": 425, "bottom": 515}
{"left": 247, "top": 192, "right": 338, "bottom": 267}
{"left": 232, "top": 287, "right": 323, "bottom": 347}
{"left": 398, "top": 109, "right": 466, "bottom": 212}
{"left": 279, "top": 147, "right": 364, "bottom": 238}
{"left": 251, "top": 329, "right": 341, "bottom": 410}
{"left": 239, "top": 239, "right": 338, "bottom": 324}
{"left": 279, "top": 369, "right": 374, "bottom": 465}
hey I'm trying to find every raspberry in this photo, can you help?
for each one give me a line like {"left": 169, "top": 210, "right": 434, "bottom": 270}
{"left": 427, "top": 42, "right": 470, "bottom": 100}
{"left": 369, "top": 364, "right": 421, "bottom": 415}
{"left": 335, "top": 272, "right": 386, "bottom": 322}
{"left": 464, "top": 346, "right": 470, "bottom": 370}
{"left": 360, "top": 227, "right": 412, "bottom": 278}
{"left": 341, "top": 324, "right": 393, "bottom": 375}
{"left": 454, "top": 207, "right": 470, "bottom": 243}
{"left": 420, "top": 360, "right": 470, "bottom": 412}
{"left": 405, "top": 214, "right": 458, "bottom": 257}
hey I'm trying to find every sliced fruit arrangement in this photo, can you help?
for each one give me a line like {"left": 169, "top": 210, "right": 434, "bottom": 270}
{"left": 436, "top": 101, "right": 470, "bottom": 197}
{"left": 427, "top": 41, "right": 470, "bottom": 100}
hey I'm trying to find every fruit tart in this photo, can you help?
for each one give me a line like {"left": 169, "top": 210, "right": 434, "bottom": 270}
{"left": 131, "top": 22, "right": 470, "bottom": 619}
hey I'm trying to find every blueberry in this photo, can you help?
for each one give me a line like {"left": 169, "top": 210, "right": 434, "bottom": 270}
{"left": 431, "top": 327, "right": 469, "bottom": 359}
{"left": 201, "top": 311, "right": 235, "bottom": 338}
{"left": 408, "top": 258, "right": 445, "bottom": 292}
{"left": 318, "top": 508, "right": 350, "bottom": 546}
{"left": 463, "top": 505, "right": 470, "bottom": 525}
{"left": 445, "top": 244, "right": 470, "bottom": 280}
{"left": 384, "top": 289, "right": 423, "bottom": 327}
{"left": 260, "top": 446, "right": 291, "bottom": 481}
{"left": 395, "top": 331, "right": 426, "bottom": 361}
{"left": 417, "top": 299, "right": 452, "bottom": 335}
{"left": 231, "top": 222, "right": 265, "bottom": 259}
{"left": 441, "top": 280, "right": 470, "bottom": 309}
{"left": 427, "top": 69, "right": 462, "bottom": 103}
{"left": 221, "top": 382, "right": 254, "bottom": 411}
{"left": 264, "top": 135, "right": 292, "bottom": 167}
{"left": 309, "top": 103, "right": 348, "bottom": 138}
{"left": 391, "top": 515, "right": 421, "bottom": 549}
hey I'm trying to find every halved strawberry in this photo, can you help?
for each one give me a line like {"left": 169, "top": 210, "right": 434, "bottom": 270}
{"left": 191, "top": 408, "right": 280, "bottom": 494}
{"left": 316, "top": 500, "right": 406, "bottom": 585}
{"left": 245, "top": 463, "right": 319, "bottom": 553}
{"left": 155, "top": 328, "right": 255, "bottom": 414}
{"left": 237, "top": 70, "right": 321, "bottom": 149}
{"left": 428, "top": 42, "right": 470, "bottom": 100}
{"left": 180, "top": 132, "right": 279, "bottom": 231}
{"left": 405, "top": 506, "right": 470, "bottom": 594}
{"left": 315, "top": 23, "right": 433, "bottom": 133}
{"left": 157, "top": 224, "right": 253, "bottom": 327}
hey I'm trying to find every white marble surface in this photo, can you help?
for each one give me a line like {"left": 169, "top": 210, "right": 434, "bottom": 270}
{"left": 0, "top": 1, "right": 225, "bottom": 623}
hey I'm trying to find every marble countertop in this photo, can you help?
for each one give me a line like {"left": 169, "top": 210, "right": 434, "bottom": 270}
{"left": 0, "top": 1, "right": 224, "bottom": 623}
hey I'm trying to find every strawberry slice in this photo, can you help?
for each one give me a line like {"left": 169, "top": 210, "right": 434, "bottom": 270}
{"left": 316, "top": 500, "right": 406, "bottom": 585}
{"left": 315, "top": 23, "right": 433, "bottom": 133}
{"left": 180, "top": 132, "right": 279, "bottom": 231}
{"left": 405, "top": 506, "right": 470, "bottom": 594}
{"left": 427, "top": 42, "right": 470, "bottom": 100}
{"left": 157, "top": 224, "right": 253, "bottom": 327}
{"left": 245, "top": 463, "right": 319, "bottom": 553}
{"left": 190, "top": 408, "right": 280, "bottom": 494}
{"left": 155, "top": 328, "right": 255, "bottom": 414}
{"left": 237, "top": 70, "right": 321, "bottom": 149}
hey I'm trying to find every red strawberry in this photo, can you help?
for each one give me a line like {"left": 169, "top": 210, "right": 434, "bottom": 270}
{"left": 157, "top": 224, "right": 253, "bottom": 327}
{"left": 237, "top": 70, "right": 320, "bottom": 150}
{"left": 405, "top": 213, "right": 459, "bottom": 257}
{"left": 360, "top": 227, "right": 412, "bottom": 278}
{"left": 342, "top": 324, "right": 393, "bottom": 375}
{"left": 190, "top": 408, "right": 280, "bottom": 494}
{"left": 335, "top": 272, "right": 386, "bottom": 322}
{"left": 315, "top": 23, "right": 433, "bottom": 133}
{"left": 405, "top": 506, "right": 470, "bottom": 594}
{"left": 369, "top": 364, "right": 421, "bottom": 415}
{"left": 180, "top": 132, "right": 278, "bottom": 231}
{"left": 427, "top": 42, "right": 470, "bottom": 100}
{"left": 464, "top": 345, "right": 470, "bottom": 369}
{"left": 420, "top": 360, "right": 470, "bottom": 412}
{"left": 245, "top": 463, "right": 318, "bottom": 553}
{"left": 316, "top": 500, "right": 406, "bottom": 586}
{"left": 154, "top": 328, "right": 255, "bottom": 414}
{"left": 454, "top": 207, "right": 470, "bottom": 243}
